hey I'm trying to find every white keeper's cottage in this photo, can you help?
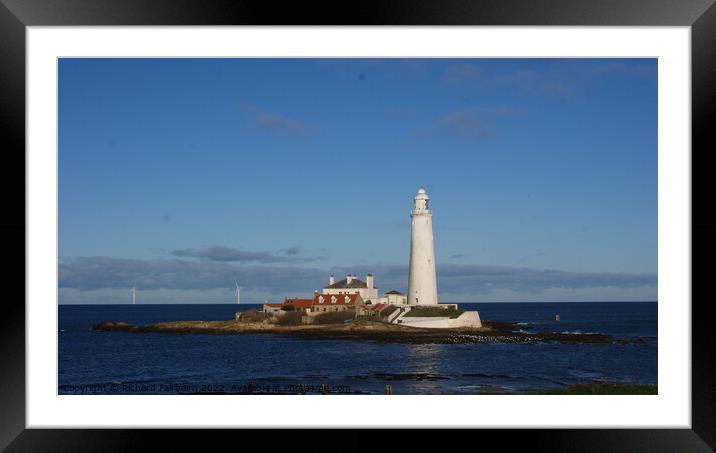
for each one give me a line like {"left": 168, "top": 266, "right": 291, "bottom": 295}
{"left": 322, "top": 274, "right": 379, "bottom": 303}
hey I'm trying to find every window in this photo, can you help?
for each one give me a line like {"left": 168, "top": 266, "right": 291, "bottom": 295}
{"left": 318, "top": 296, "right": 324, "bottom": 304}
{"left": 331, "top": 296, "right": 337, "bottom": 304}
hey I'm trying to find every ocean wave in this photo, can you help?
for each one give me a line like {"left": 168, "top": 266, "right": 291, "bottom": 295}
{"left": 461, "top": 373, "right": 512, "bottom": 379}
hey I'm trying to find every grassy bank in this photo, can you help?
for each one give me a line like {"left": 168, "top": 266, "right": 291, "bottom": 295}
{"left": 543, "top": 382, "right": 658, "bottom": 395}
{"left": 403, "top": 307, "right": 465, "bottom": 319}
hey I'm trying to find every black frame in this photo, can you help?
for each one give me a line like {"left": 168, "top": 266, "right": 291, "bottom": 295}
{"left": 2, "top": 0, "right": 714, "bottom": 450}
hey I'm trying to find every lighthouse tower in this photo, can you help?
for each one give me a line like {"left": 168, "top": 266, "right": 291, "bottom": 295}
{"left": 408, "top": 187, "right": 438, "bottom": 305}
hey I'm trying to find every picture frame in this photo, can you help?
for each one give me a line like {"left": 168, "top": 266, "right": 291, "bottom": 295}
{"left": 2, "top": 0, "right": 713, "bottom": 449}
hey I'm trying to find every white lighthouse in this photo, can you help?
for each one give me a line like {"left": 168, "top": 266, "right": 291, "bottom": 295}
{"left": 407, "top": 187, "right": 439, "bottom": 305}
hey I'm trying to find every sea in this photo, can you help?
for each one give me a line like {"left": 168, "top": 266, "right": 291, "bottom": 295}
{"left": 58, "top": 302, "right": 657, "bottom": 395}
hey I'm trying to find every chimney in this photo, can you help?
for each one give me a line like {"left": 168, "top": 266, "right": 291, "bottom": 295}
{"left": 346, "top": 274, "right": 354, "bottom": 285}
{"left": 329, "top": 274, "right": 335, "bottom": 285}
{"left": 367, "top": 274, "right": 374, "bottom": 289}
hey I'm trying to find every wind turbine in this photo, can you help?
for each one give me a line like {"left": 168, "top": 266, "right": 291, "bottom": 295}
{"left": 130, "top": 279, "right": 137, "bottom": 305}
{"left": 234, "top": 279, "right": 243, "bottom": 305}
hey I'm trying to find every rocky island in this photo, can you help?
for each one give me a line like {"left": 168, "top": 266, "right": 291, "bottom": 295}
{"left": 91, "top": 317, "right": 643, "bottom": 346}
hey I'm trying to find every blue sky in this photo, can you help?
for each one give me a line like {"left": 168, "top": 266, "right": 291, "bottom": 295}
{"left": 58, "top": 58, "right": 657, "bottom": 304}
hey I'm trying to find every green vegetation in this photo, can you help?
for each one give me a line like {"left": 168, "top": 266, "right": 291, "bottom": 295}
{"left": 468, "top": 382, "right": 658, "bottom": 395}
{"left": 403, "top": 307, "right": 464, "bottom": 319}
{"left": 238, "top": 309, "right": 269, "bottom": 323}
{"left": 276, "top": 311, "right": 303, "bottom": 326}
{"left": 311, "top": 311, "right": 355, "bottom": 325}
{"left": 544, "top": 382, "right": 658, "bottom": 395}
{"left": 379, "top": 305, "right": 399, "bottom": 319}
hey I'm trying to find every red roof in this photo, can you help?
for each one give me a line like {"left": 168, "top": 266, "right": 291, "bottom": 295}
{"left": 283, "top": 298, "right": 313, "bottom": 309}
{"left": 373, "top": 303, "right": 389, "bottom": 313}
{"left": 312, "top": 293, "right": 361, "bottom": 306}
{"left": 264, "top": 303, "right": 283, "bottom": 308}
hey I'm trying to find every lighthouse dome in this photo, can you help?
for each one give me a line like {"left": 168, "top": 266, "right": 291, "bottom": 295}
{"left": 415, "top": 187, "right": 429, "bottom": 200}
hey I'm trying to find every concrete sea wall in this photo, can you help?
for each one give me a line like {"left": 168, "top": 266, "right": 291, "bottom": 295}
{"left": 397, "top": 310, "right": 482, "bottom": 328}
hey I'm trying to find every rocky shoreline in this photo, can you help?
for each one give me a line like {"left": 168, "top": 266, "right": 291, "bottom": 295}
{"left": 91, "top": 319, "right": 647, "bottom": 345}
